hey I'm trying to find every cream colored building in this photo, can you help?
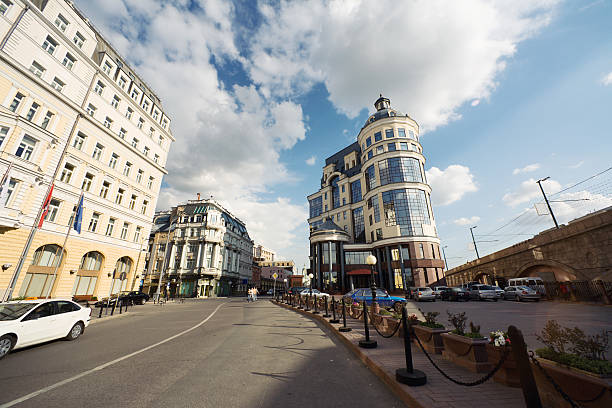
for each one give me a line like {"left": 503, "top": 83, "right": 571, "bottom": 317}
{"left": 253, "top": 244, "right": 275, "bottom": 262}
{"left": 0, "top": 0, "right": 173, "bottom": 300}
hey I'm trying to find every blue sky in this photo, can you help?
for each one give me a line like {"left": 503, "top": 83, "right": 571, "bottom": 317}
{"left": 79, "top": 0, "right": 612, "bottom": 270}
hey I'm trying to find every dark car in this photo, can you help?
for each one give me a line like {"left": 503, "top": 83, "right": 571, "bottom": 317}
{"left": 120, "top": 291, "right": 150, "bottom": 305}
{"left": 288, "top": 286, "right": 308, "bottom": 295}
{"left": 440, "top": 287, "right": 470, "bottom": 301}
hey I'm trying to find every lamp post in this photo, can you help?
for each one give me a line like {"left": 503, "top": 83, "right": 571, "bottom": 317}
{"left": 442, "top": 245, "right": 449, "bottom": 285}
{"left": 359, "top": 254, "right": 378, "bottom": 349}
{"left": 366, "top": 254, "right": 378, "bottom": 307}
{"left": 469, "top": 226, "right": 480, "bottom": 259}
{"left": 536, "top": 177, "right": 559, "bottom": 229}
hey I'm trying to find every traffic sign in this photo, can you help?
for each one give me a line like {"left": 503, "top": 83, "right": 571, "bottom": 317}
{"left": 273, "top": 273, "right": 278, "bottom": 279}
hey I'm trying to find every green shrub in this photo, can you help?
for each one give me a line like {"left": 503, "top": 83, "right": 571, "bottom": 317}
{"left": 420, "top": 321, "right": 445, "bottom": 329}
{"left": 451, "top": 329, "right": 484, "bottom": 339}
{"left": 447, "top": 311, "right": 467, "bottom": 335}
{"left": 535, "top": 347, "right": 612, "bottom": 375}
{"left": 537, "top": 320, "right": 610, "bottom": 361}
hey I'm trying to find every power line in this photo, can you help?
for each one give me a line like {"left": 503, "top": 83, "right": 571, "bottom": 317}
{"left": 550, "top": 166, "right": 612, "bottom": 197}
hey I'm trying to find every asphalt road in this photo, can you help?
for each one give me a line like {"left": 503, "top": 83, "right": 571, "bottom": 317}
{"left": 0, "top": 298, "right": 404, "bottom": 408}
{"left": 413, "top": 298, "right": 612, "bottom": 354}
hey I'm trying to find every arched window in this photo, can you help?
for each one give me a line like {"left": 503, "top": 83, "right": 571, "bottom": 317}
{"left": 331, "top": 176, "right": 340, "bottom": 209}
{"left": 32, "top": 244, "right": 64, "bottom": 267}
{"left": 110, "top": 256, "right": 133, "bottom": 294}
{"left": 80, "top": 251, "right": 103, "bottom": 271}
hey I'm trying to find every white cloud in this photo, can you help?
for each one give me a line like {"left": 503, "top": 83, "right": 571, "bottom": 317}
{"left": 601, "top": 72, "right": 612, "bottom": 86}
{"left": 512, "top": 163, "right": 541, "bottom": 175}
{"left": 568, "top": 160, "right": 584, "bottom": 169}
{"left": 426, "top": 165, "right": 478, "bottom": 206}
{"left": 248, "top": 0, "right": 560, "bottom": 131}
{"left": 454, "top": 216, "right": 481, "bottom": 226}
{"left": 502, "top": 178, "right": 561, "bottom": 207}
{"left": 471, "top": 99, "right": 481, "bottom": 107}
{"left": 305, "top": 156, "right": 316, "bottom": 166}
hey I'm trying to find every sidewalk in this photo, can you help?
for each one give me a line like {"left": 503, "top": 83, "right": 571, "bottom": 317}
{"left": 274, "top": 300, "right": 525, "bottom": 408}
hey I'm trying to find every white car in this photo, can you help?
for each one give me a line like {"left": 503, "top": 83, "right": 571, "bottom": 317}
{"left": 299, "top": 289, "right": 330, "bottom": 299}
{"left": 0, "top": 299, "right": 91, "bottom": 359}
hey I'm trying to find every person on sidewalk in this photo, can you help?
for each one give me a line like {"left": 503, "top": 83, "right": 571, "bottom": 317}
{"left": 247, "top": 287, "right": 253, "bottom": 302}
{"left": 253, "top": 287, "right": 258, "bottom": 301}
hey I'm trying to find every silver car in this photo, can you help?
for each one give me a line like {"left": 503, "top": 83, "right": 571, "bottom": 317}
{"left": 503, "top": 286, "right": 541, "bottom": 302}
{"left": 492, "top": 286, "right": 504, "bottom": 299}
{"left": 414, "top": 287, "right": 436, "bottom": 302}
{"left": 469, "top": 284, "right": 498, "bottom": 301}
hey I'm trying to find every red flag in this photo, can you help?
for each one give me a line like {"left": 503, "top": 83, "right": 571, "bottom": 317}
{"left": 37, "top": 184, "right": 54, "bottom": 229}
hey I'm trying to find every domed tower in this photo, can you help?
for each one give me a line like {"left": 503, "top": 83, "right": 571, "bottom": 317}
{"left": 307, "top": 96, "right": 445, "bottom": 293}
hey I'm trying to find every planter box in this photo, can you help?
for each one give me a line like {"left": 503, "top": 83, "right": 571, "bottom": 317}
{"left": 485, "top": 344, "right": 520, "bottom": 387}
{"left": 414, "top": 325, "right": 450, "bottom": 354}
{"left": 441, "top": 332, "right": 491, "bottom": 373}
{"left": 531, "top": 357, "right": 612, "bottom": 408}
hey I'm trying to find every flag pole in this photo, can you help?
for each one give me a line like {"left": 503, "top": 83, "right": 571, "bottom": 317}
{"left": 45, "top": 191, "right": 83, "bottom": 299}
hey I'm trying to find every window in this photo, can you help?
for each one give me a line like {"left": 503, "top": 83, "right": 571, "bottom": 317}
{"left": 399, "top": 142, "right": 408, "bottom": 151}
{"left": 81, "top": 173, "right": 94, "bottom": 191}
{"left": 131, "top": 88, "right": 139, "bottom": 100}
{"left": 120, "top": 222, "right": 129, "bottom": 239}
{"left": 118, "top": 76, "right": 127, "bottom": 89}
{"left": 86, "top": 103, "right": 96, "bottom": 116}
{"left": 342, "top": 197, "right": 346, "bottom": 205}
{"left": 41, "top": 111, "right": 53, "bottom": 130}
{"left": 106, "top": 218, "right": 115, "bottom": 236}
{"left": 111, "top": 95, "right": 120, "bottom": 108}
{"left": 60, "top": 163, "right": 74, "bottom": 183}
{"left": 8, "top": 92, "right": 23, "bottom": 112}
{"left": 134, "top": 226, "right": 141, "bottom": 242}
{"left": 147, "top": 176, "right": 154, "bottom": 189}
{"left": 365, "top": 165, "right": 377, "bottom": 190}
{"left": 382, "top": 188, "right": 431, "bottom": 237}
{"left": 0, "top": 0, "right": 12, "bottom": 15}
{"left": 92, "top": 143, "right": 104, "bottom": 160}
{"left": 376, "top": 228, "right": 383, "bottom": 240}
{"left": 366, "top": 136, "right": 372, "bottom": 147}
{"left": 419, "top": 244, "right": 425, "bottom": 258}
{"left": 137, "top": 118, "right": 144, "bottom": 129}
{"left": 352, "top": 207, "right": 365, "bottom": 243}
{"left": 309, "top": 196, "right": 322, "bottom": 218}
{"left": 131, "top": 137, "right": 139, "bottom": 148}
{"left": 88, "top": 212, "right": 100, "bottom": 232}
{"left": 376, "top": 145, "right": 384, "bottom": 154}
{"left": 125, "top": 107, "right": 133, "bottom": 119}
{"left": 388, "top": 143, "right": 396, "bottom": 151}
{"left": 162, "top": 118, "right": 168, "bottom": 129}
{"left": 123, "top": 161, "right": 132, "bottom": 176}
{"left": 158, "top": 135, "right": 164, "bottom": 146}
{"left": 54, "top": 14, "right": 68, "bottom": 32}
{"left": 142, "top": 100, "right": 149, "bottom": 111}
{"left": 15, "top": 135, "right": 36, "bottom": 160}
{"left": 25, "top": 102, "right": 39, "bottom": 121}
{"left": 42, "top": 36, "right": 58, "bottom": 55}
{"left": 398, "top": 128, "right": 406, "bottom": 138}
{"left": 351, "top": 180, "right": 362, "bottom": 203}
{"left": 115, "top": 188, "right": 124, "bottom": 205}
{"left": 129, "top": 194, "right": 136, "bottom": 210}
{"left": 103, "top": 61, "right": 113, "bottom": 75}
{"left": 73, "top": 31, "right": 85, "bottom": 48}
{"left": 29, "top": 61, "right": 45, "bottom": 77}
{"left": 118, "top": 128, "right": 126, "bottom": 139}
{"left": 4, "top": 178, "right": 16, "bottom": 205}
{"left": 378, "top": 157, "right": 423, "bottom": 185}
{"left": 73, "top": 132, "right": 86, "bottom": 150}
{"left": 367, "top": 150, "right": 373, "bottom": 160}
{"left": 374, "top": 131, "right": 382, "bottom": 142}
{"left": 149, "top": 127, "right": 154, "bottom": 137}
{"left": 143, "top": 146, "right": 150, "bottom": 157}
{"left": 94, "top": 81, "right": 105, "bottom": 95}
{"left": 103, "top": 117, "right": 112, "bottom": 129}
{"left": 385, "top": 129, "right": 394, "bottom": 139}
{"left": 141, "top": 200, "right": 148, "bottom": 214}
{"left": 0, "top": 126, "right": 8, "bottom": 146}
{"left": 44, "top": 199, "right": 60, "bottom": 222}
{"left": 62, "top": 53, "right": 75, "bottom": 70}
{"left": 153, "top": 110, "right": 159, "bottom": 120}
{"left": 136, "top": 169, "right": 143, "bottom": 183}
{"left": 51, "top": 77, "right": 64, "bottom": 92}
{"left": 408, "top": 129, "right": 417, "bottom": 141}
{"left": 153, "top": 154, "right": 159, "bottom": 164}
{"left": 100, "top": 181, "right": 110, "bottom": 199}
{"left": 109, "top": 153, "right": 118, "bottom": 169}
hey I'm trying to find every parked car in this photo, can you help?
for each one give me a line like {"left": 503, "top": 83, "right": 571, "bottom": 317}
{"left": 119, "top": 291, "right": 150, "bottom": 305}
{"left": 414, "top": 287, "right": 436, "bottom": 302}
{"left": 440, "top": 287, "right": 470, "bottom": 301}
{"left": 492, "top": 286, "right": 504, "bottom": 299}
{"left": 469, "top": 284, "right": 498, "bottom": 301}
{"left": 459, "top": 281, "right": 480, "bottom": 290}
{"left": 507, "top": 277, "right": 546, "bottom": 296}
{"left": 344, "top": 288, "right": 406, "bottom": 313}
{"left": 0, "top": 299, "right": 91, "bottom": 359}
{"left": 288, "top": 286, "right": 309, "bottom": 296}
{"left": 503, "top": 286, "right": 541, "bottom": 302}
{"left": 432, "top": 286, "right": 450, "bottom": 298}
{"left": 299, "top": 289, "right": 330, "bottom": 299}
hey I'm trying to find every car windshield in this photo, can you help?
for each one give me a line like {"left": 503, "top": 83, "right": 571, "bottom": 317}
{"left": 417, "top": 287, "right": 431, "bottom": 291}
{"left": 481, "top": 285, "right": 493, "bottom": 290}
{"left": 0, "top": 303, "right": 37, "bottom": 321}
{"left": 363, "top": 289, "right": 389, "bottom": 297}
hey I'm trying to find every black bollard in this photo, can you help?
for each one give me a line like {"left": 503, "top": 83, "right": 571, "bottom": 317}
{"left": 306, "top": 294, "right": 311, "bottom": 311}
{"left": 396, "top": 305, "right": 427, "bottom": 385}
{"left": 299, "top": 295, "right": 304, "bottom": 309}
{"left": 323, "top": 296, "right": 331, "bottom": 318}
{"left": 110, "top": 299, "right": 117, "bottom": 316}
{"left": 508, "top": 325, "right": 543, "bottom": 408}
{"left": 358, "top": 300, "right": 377, "bottom": 348}
{"left": 119, "top": 299, "right": 123, "bottom": 314}
{"left": 329, "top": 296, "right": 339, "bottom": 323}
{"left": 98, "top": 305, "right": 103, "bottom": 318}
{"left": 312, "top": 295, "right": 319, "bottom": 314}
{"left": 339, "top": 299, "right": 352, "bottom": 332}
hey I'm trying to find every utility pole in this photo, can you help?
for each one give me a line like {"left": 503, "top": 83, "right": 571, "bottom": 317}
{"left": 536, "top": 177, "right": 559, "bottom": 229}
{"left": 469, "top": 226, "right": 480, "bottom": 259}
{"left": 442, "top": 246, "right": 449, "bottom": 270}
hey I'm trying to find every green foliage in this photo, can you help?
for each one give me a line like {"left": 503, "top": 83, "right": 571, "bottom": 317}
{"left": 535, "top": 348, "right": 612, "bottom": 375}
{"left": 447, "top": 310, "right": 467, "bottom": 335}
{"left": 469, "top": 321, "right": 482, "bottom": 337}
{"left": 420, "top": 321, "right": 445, "bottom": 329}
{"left": 536, "top": 320, "right": 567, "bottom": 354}
{"left": 537, "top": 320, "right": 610, "bottom": 361}
{"left": 424, "top": 311, "right": 440, "bottom": 325}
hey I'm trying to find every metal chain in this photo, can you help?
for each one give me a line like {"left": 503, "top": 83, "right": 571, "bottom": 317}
{"left": 413, "top": 331, "right": 509, "bottom": 386}
{"left": 367, "top": 311, "right": 402, "bottom": 338}
{"left": 529, "top": 351, "right": 585, "bottom": 408}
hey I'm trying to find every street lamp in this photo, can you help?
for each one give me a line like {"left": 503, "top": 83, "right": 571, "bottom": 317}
{"left": 536, "top": 177, "right": 559, "bottom": 229}
{"left": 469, "top": 226, "right": 480, "bottom": 259}
{"left": 366, "top": 254, "right": 377, "bottom": 307}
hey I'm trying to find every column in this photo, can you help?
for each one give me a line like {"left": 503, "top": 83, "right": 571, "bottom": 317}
{"left": 168, "top": 242, "right": 177, "bottom": 271}
{"left": 385, "top": 246, "right": 394, "bottom": 292}
{"left": 327, "top": 242, "right": 332, "bottom": 292}
{"left": 317, "top": 242, "right": 323, "bottom": 289}
{"left": 339, "top": 242, "right": 345, "bottom": 293}
{"left": 195, "top": 242, "right": 203, "bottom": 268}
{"left": 398, "top": 245, "right": 407, "bottom": 292}
{"left": 375, "top": 247, "right": 383, "bottom": 288}
{"left": 179, "top": 243, "right": 188, "bottom": 270}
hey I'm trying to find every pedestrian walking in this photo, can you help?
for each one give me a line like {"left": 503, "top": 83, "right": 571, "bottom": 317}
{"left": 246, "top": 287, "right": 252, "bottom": 302}
{"left": 253, "top": 287, "right": 259, "bottom": 301}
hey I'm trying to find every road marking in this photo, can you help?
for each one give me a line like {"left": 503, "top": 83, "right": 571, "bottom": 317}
{"left": 0, "top": 302, "right": 227, "bottom": 408}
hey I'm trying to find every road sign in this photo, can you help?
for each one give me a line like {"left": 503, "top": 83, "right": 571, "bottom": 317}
{"left": 273, "top": 273, "right": 278, "bottom": 279}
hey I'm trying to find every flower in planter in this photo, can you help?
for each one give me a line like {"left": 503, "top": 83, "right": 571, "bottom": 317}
{"left": 490, "top": 330, "right": 510, "bottom": 347}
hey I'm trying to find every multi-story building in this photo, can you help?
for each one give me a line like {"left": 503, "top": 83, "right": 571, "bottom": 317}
{"left": 143, "top": 197, "right": 254, "bottom": 298}
{"left": 0, "top": 0, "right": 173, "bottom": 300}
{"left": 253, "top": 244, "right": 275, "bottom": 262}
{"left": 307, "top": 95, "right": 445, "bottom": 294}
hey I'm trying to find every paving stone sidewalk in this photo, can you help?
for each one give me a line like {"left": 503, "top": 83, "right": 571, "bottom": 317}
{"left": 278, "top": 301, "right": 525, "bottom": 408}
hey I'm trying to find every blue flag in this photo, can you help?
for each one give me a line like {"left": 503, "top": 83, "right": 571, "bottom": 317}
{"left": 73, "top": 194, "right": 83, "bottom": 233}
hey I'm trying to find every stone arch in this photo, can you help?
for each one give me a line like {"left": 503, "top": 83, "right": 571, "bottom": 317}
{"left": 19, "top": 243, "right": 67, "bottom": 298}
{"left": 515, "top": 260, "right": 581, "bottom": 282}
{"left": 110, "top": 256, "right": 134, "bottom": 294}
{"left": 473, "top": 271, "right": 494, "bottom": 284}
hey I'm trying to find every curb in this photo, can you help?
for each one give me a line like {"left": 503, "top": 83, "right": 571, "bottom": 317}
{"left": 89, "top": 311, "right": 130, "bottom": 325}
{"left": 271, "top": 300, "right": 425, "bottom": 408}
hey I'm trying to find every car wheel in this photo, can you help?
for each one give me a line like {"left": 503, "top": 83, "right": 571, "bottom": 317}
{"left": 431, "top": 299, "right": 436, "bottom": 302}
{"left": 494, "top": 298, "right": 498, "bottom": 302}
{"left": 515, "top": 295, "right": 520, "bottom": 302}
{"left": 0, "top": 335, "right": 15, "bottom": 360}
{"left": 140, "top": 298, "right": 147, "bottom": 305}
{"left": 66, "top": 322, "right": 84, "bottom": 341}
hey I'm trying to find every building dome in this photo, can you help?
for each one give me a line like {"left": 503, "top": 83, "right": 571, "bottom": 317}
{"left": 364, "top": 94, "right": 406, "bottom": 127}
